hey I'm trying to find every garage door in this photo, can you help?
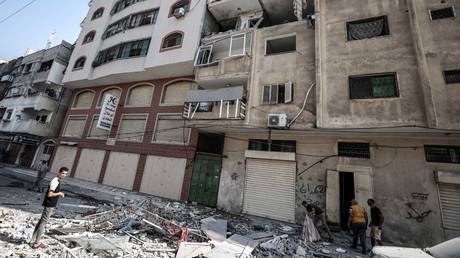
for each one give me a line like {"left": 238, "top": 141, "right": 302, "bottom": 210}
{"left": 74, "top": 149, "right": 105, "bottom": 182}
{"left": 50, "top": 146, "right": 77, "bottom": 173}
{"left": 439, "top": 183, "right": 460, "bottom": 231}
{"left": 103, "top": 152, "right": 139, "bottom": 190}
{"left": 243, "top": 158, "right": 296, "bottom": 222}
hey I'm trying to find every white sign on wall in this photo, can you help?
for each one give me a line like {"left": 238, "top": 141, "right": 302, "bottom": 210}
{"left": 97, "top": 94, "right": 119, "bottom": 131}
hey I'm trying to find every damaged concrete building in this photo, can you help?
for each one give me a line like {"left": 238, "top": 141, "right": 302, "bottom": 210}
{"left": 0, "top": 42, "right": 73, "bottom": 167}
{"left": 51, "top": 0, "right": 460, "bottom": 247}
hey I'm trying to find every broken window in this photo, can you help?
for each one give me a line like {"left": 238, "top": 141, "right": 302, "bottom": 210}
{"left": 265, "top": 35, "right": 296, "bottom": 55}
{"left": 161, "top": 32, "right": 183, "bottom": 49}
{"left": 38, "top": 60, "right": 53, "bottom": 72}
{"left": 4, "top": 109, "right": 13, "bottom": 121}
{"left": 262, "top": 82, "right": 293, "bottom": 104}
{"left": 117, "top": 114, "right": 148, "bottom": 142}
{"left": 349, "top": 73, "right": 398, "bottom": 99}
{"left": 92, "top": 7, "right": 104, "bottom": 20}
{"left": 169, "top": 0, "right": 190, "bottom": 18}
{"left": 23, "top": 63, "right": 33, "bottom": 73}
{"left": 425, "top": 145, "right": 460, "bottom": 164}
{"left": 347, "top": 16, "right": 389, "bottom": 41}
{"left": 194, "top": 45, "right": 213, "bottom": 66}
{"left": 229, "top": 34, "right": 246, "bottom": 56}
{"left": 444, "top": 69, "right": 460, "bottom": 84}
{"left": 430, "top": 7, "right": 456, "bottom": 20}
{"left": 63, "top": 116, "right": 87, "bottom": 138}
{"left": 153, "top": 114, "right": 190, "bottom": 144}
{"left": 83, "top": 31, "right": 96, "bottom": 44}
{"left": 338, "top": 142, "right": 370, "bottom": 159}
{"left": 248, "top": 139, "right": 296, "bottom": 152}
{"left": 73, "top": 57, "right": 86, "bottom": 70}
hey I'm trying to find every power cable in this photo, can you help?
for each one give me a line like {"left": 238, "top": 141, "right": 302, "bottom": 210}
{"left": 0, "top": 0, "right": 38, "bottom": 24}
{"left": 0, "top": 0, "right": 8, "bottom": 7}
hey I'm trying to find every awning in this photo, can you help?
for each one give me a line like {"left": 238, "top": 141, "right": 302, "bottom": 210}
{"left": 185, "top": 86, "right": 244, "bottom": 102}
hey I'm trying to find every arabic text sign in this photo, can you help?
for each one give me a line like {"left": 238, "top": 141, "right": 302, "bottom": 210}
{"left": 97, "top": 94, "right": 119, "bottom": 131}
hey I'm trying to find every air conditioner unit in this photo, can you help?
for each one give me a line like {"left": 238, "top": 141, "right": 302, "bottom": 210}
{"left": 268, "top": 114, "right": 287, "bottom": 128}
{"left": 173, "top": 7, "right": 186, "bottom": 18}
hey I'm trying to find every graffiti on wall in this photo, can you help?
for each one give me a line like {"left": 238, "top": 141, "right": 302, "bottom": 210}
{"left": 296, "top": 177, "right": 326, "bottom": 208}
{"left": 404, "top": 192, "right": 431, "bottom": 223}
{"left": 405, "top": 202, "right": 432, "bottom": 222}
{"left": 411, "top": 192, "right": 429, "bottom": 201}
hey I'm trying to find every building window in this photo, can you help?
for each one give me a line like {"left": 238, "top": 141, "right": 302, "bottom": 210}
{"left": 92, "top": 7, "right": 104, "bottom": 20}
{"left": 430, "top": 6, "right": 456, "bottom": 20}
{"left": 425, "top": 145, "right": 460, "bottom": 164}
{"left": 117, "top": 114, "right": 148, "bottom": 142}
{"left": 265, "top": 35, "right": 296, "bottom": 55}
{"left": 349, "top": 73, "right": 398, "bottom": 99}
{"left": 72, "top": 90, "right": 95, "bottom": 109}
{"left": 161, "top": 81, "right": 197, "bottom": 105}
{"left": 88, "top": 115, "right": 109, "bottom": 139}
{"left": 103, "top": 9, "right": 158, "bottom": 39}
{"left": 83, "top": 31, "right": 96, "bottom": 44}
{"left": 338, "top": 142, "right": 370, "bottom": 158}
{"left": 43, "top": 145, "right": 55, "bottom": 155}
{"left": 4, "top": 109, "right": 13, "bottom": 121}
{"left": 63, "top": 116, "right": 87, "bottom": 138}
{"left": 38, "top": 60, "right": 53, "bottom": 72}
{"left": 92, "top": 38, "right": 150, "bottom": 67}
{"left": 347, "top": 16, "right": 389, "bottom": 41}
{"left": 153, "top": 114, "right": 189, "bottom": 144}
{"left": 126, "top": 84, "right": 153, "bottom": 107}
{"left": 248, "top": 139, "right": 296, "bottom": 152}
{"left": 111, "top": 0, "right": 145, "bottom": 15}
{"left": 262, "top": 82, "right": 293, "bottom": 104}
{"left": 36, "top": 115, "right": 48, "bottom": 124}
{"left": 169, "top": 0, "right": 190, "bottom": 17}
{"left": 444, "top": 69, "right": 460, "bottom": 84}
{"left": 161, "top": 32, "right": 183, "bottom": 50}
{"left": 97, "top": 87, "right": 122, "bottom": 107}
{"left": 73, "top": 57, "right": 86, "bottom": 70}
{"left": 23, "top": 63, "right": 33, "bottom": 74}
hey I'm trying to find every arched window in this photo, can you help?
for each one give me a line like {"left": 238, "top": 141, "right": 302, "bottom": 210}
{"left": 126, "top": 84, "right": 153, "bottom": 107}
{"left": 83, "top": 31, "right": 96, "bottom": 44}
{"left": 97, "top": 87, "right": 122, "bottom": 106}
{"left": 73, "top": 57, "right": 86, "bottom": 70}
{"left": 92, "top": 7, "right": 104, "bottom": 20}
{"left": 161, "top": 80, "right": 197, "bottom": 105}
{"left": 169, "top": 0, "right": 190, "bottom": 17}
{"left": 161, "top": 31, "right": 184, "bottom": 51}
{"left": 72, "top": 90, "right": 95, "bottom": 109}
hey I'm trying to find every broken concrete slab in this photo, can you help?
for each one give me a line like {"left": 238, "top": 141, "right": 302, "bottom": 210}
{"left": 200, "top": 217, "right": 227, "bottom": 246}
{"left": 246, "top": 231, "right": 274, "bottom": 241}
{"left": 206, "top": 234, "right": 257, "bottom": 258}
{"left": 176, "top": 242, "right": 212, "bottom": 258}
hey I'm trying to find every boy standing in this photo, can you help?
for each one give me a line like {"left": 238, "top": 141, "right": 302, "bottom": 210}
{"left": 367, "top": 198, "right": 384, "bottom": 247}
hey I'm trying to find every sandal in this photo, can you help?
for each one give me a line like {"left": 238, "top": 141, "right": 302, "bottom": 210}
{"left": 32, "top": 242, "right": 47, "bottom": 249}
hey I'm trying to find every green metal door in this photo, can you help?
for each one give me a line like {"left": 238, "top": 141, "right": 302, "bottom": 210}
{"left": 189, "top": 153, "right": 222, "bottom": 207}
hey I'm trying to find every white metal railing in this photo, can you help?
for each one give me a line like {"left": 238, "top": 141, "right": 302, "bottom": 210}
{"left": 183, "top": 99, "right": 246, "bottom": 120}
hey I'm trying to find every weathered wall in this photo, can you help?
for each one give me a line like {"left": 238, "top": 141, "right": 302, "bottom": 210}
{"left": 408, "top": 0, "right": 460, "bottom": 129}
{"left": 248, "top": 21, "right": 316, "bottom": 128}
{"left": 316, "top": 0, "right": 427, "bottom": 128}
{"left": 218, "top": 132, "right": 460, "bottom": 247}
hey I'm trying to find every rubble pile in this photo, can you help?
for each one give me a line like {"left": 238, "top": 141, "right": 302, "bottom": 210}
{"left": 0, "top": 193, "right": 365, "bottom": 257}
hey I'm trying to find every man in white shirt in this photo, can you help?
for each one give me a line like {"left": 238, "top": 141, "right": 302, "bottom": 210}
{"left": 30, "top": 167, "right": 68, "bottom": 249}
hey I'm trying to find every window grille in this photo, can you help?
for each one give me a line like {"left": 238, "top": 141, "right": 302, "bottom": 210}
{"left": 347, "top": 16, "right": 389, "bottom": 41}
{"left": 430, "top": 7, "right": 456, "bottom": 20}
{"left": 425, "top": 145, "right": 460, "bottom": 164}
{"left": 444, "top": 69, "right": 460, "bottom": 84}
{"left": 349, "top": 73, "right": 398, "bottom": 99}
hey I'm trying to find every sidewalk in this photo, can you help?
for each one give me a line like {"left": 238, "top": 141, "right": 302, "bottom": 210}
{"left": 0, "top": 163, "right": 148, "bottom": 204}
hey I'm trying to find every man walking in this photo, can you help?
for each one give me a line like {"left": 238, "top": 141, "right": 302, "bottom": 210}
{"left": 302, "top": 201, "right": 334, "bottom": 242}
{"left": 31, "top": 160, "right": 49, "bottom": 192}
{"left": 348, "top": 199, "right": 368, "bottom": 254}
{"left": 30, "top": 167, "right": 68, "bottom": 249}
{"left": 367, "top": 198, "right": 384, "bottom": 247}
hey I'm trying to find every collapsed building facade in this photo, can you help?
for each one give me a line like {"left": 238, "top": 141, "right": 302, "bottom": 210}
{"left": 0, "top": 42, "right": 73, "bottom": 167}
{"left": 52, "top": 0, "right": 460, "bottom": 247}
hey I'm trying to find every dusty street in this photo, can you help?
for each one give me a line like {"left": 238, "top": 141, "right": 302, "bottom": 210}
{"left": 0, "top": 166, "right": 373, "bottom": 258}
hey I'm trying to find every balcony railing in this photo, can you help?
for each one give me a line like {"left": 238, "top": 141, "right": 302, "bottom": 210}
{"left": 183, "top": 86, "right": 246, "bottom": 120}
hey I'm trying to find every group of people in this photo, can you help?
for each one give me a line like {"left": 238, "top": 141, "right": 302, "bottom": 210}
{"left": 302, "top": 199, "right": 384, "bottom": 255}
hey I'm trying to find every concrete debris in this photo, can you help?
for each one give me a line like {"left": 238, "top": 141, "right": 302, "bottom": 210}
{"left": 176, "top": 242, "right": 212, "bottom": 258}
{"left": 200, "top": 217, "right": 228, "bottom": 246}
{"left": 207, "top": 234, "right": 257, "bottom": 258}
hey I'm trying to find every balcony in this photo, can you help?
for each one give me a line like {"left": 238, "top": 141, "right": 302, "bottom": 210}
{"left": 0, "top": 92, "right": 59, "bottom": 112}
{"left": 194, "top": 32, "right": 252, "bottom": 88}
{"left": 183, "top": 86, "right": 246, "bottom": 120}
{"left": 0, "top": 119, "right": 51, "bottom": 137}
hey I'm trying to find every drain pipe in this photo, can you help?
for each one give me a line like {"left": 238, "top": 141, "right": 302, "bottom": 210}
{"left": 287, "top": 82, "right": 315, "bottom": 128}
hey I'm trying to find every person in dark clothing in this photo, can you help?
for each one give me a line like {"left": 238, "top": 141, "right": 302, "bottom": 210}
{"left": 367, "top": 198, "right": 384, "bottom": 247}
{"left": 302, "top": 201, "right": 334, "bottom": 241}
{"left": 31, "top": 160, "right": 49, "bottom": 192}
{"left": 30, "top": 167, "right": 68, "bottom": 249}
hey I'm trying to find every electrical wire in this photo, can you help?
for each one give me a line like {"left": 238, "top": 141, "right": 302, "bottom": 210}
{"left": 0, "top": 0, "right": 38, "bottom": 24}
{"left": 0, "top": 0, "right": 8, "bottom": 7}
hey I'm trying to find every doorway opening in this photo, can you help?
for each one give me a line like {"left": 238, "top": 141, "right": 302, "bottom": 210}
{"left": 339, "top": 171, "right": 355, "bottom": 230}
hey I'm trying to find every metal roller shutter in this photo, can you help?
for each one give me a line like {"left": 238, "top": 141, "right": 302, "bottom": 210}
{"left": 243, "top": 158, "right": 296, "bottom": 222}
{"left": 438, "top": 183, "right": 460, "bottom": 231}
